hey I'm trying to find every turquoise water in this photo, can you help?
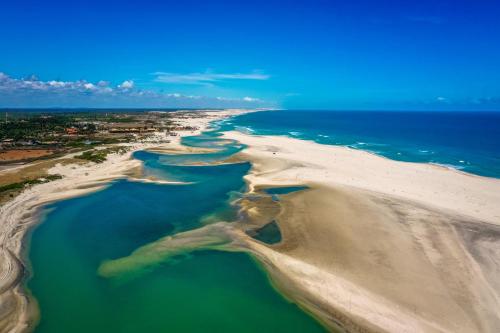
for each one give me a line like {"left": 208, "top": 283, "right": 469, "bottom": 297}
{"left": 263, "top": 186, "right": 309, "bottom": 196}
{"left": 27, "top": 129, "right": 326, "bottom": 333}
{"left": 222, "top": 110, "right": 500, "bottom": 178}
{"left": 260, "top": 186, "right": 309, "bottom": 202}
{"left": 140, "top": 132, "right": 244, "bottom": 169}
{"left": 248, "top": 221, "right": 282, "bottom": 245}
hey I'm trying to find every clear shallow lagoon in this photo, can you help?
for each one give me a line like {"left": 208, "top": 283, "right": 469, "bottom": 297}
{"left": 224, "top": 110, "right": 500, "bottom": 178}
{"left": 27, "top": 130, "right": 326, "bottom": 333}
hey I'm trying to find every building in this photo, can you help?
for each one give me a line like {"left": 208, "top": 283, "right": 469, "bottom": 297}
{"left": 65, "top": 127, "right": 78, "bottom": 135}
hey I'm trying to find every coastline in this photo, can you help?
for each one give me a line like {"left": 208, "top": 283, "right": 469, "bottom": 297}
{"left": 95, "top": 127, "right": 500, "bottom": 332}
{"left": 3, "top": 109, "right": 500, "bottom": 332}
{"left": 0, "top": 109, "right": 257, "bottom": 333}
{"left": 223, "top": 132, "right": 500, "bottom": 224}
{"left": 221, "top": 131, "right": 500, "bottom": 332}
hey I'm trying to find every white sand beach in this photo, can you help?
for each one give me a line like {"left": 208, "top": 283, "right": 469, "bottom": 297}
{"left": 2, "top": 109, "right": 499, "bottom": 333}
{"left": 221, "top": 131, "right": 500, "bottom": 333}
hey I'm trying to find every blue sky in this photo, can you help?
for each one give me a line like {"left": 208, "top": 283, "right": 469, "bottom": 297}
{"left": 1, "top": 0, "right": 499, "bottom": 110}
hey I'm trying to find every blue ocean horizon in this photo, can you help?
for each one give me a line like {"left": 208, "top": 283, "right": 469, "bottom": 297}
{"left": 222, "top": 110, "right": 500, "bottom": 178}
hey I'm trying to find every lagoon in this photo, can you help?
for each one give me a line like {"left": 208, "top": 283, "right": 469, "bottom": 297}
{"left": 27, "top": 130, "right": 326, "bottom": 333}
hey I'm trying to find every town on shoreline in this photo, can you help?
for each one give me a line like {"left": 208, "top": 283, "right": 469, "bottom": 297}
{"left": 0, "top": 110, "right": 204, "bottom": 203}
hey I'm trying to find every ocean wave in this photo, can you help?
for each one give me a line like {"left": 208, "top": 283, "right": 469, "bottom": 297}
{"left": 417, "top": 149, "right": 434, "bottom": 154}
{"left": 235, "top": 126, "right": 255, "bottom": 134}
{"left": 430, "top": 162, "right": 466, "bottom": 171}
{"left": 349, "top": 142, "right": 380, "bottom": 149}
{"left": 289, "top": 131, "right": 303, "bottom": 136}
{"left": 350, "top": 141, "right": 389, "bottom": 148}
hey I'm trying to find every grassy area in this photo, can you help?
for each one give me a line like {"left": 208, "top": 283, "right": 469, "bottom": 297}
{"left": 0, "top": 174, "right": 63, "bottom": 192}
{"left": 65, "top": 137, "right": 130, "bottom": 148}
{"left": 0, "top": 157, "right": 85, "bottom": 204}
{"left": 75, "top": 150, "right": 108, "bottom": 163}
{"left": 75, "top": 146, "right": 129, "bottom": 163}
{"left": 0, "top": 112, "right": 144, "bottom": 141}
{"left": 0, "top": 174, "right": 63, "bottom": 203}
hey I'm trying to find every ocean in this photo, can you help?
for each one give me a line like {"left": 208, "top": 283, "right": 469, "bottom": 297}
{"left": 221, "top": 110, "right": 500, "bottom": 178}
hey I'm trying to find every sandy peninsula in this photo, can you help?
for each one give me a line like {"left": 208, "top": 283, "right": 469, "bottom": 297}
{"left": 0, "top": 109, "right": 255, "bottom": 333}
{"left": 98, "top": 128, "right": 500, "bottom": 332}
{"left": 220, "top": 131, "right": 500, "bottom": 333}
{"left": 3, "top": 110, "right": 500, "bottom": 333}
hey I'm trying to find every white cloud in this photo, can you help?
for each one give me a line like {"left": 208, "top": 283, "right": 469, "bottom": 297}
{"left": 119, "top": 80, "right": 134, "bottom": 89}
{"left": 83, "top": 83, "right": 96, "bottom": 90}
{"left": 152, "top": 70, "right": 270, "bottom": 85}
{"left": 243, "top": 96, "right": 260, "bottom": 102}
{"left": 0, "top": 72, "right": 275, "bottom": 108}
{"left": 48, "top": 80, "right": 67, "bottom": 88}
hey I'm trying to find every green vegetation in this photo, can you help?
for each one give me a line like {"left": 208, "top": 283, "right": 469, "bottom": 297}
{"left": 75, "top": 150, "right": 108, "bottom": 163}
{"left": 75, "top": 146, "right": 129, "bottom": 163}
{"left": 0, "top": 111, "right": 173, "bottom": 145}
{"left": 65, "top": 137, "right": 130, "bottom": 148}
{"left": 1, "top": 115, "right": 75, "bottom": 140}
{"left": 0, "top": 174, "right": 63, "bottom": 193}
{"left": 100, "top": 115, "right": 136, "bottom": 123}
{"left": 0, "top": 110, "right": 174, "bottom": 168}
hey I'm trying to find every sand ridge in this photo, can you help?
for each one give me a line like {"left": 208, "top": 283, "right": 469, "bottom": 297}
{"left": 97, "top": 128, "right": 500, "bottom": 332}
{"left": 220, "top": 131, "right": 500, "bottom": 333}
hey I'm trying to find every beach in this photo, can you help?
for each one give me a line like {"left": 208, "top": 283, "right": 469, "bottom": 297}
{"left": 0, "top": 109, "right": 255, "bottom": 333}
{"left": 3, "top": 0, "right": 500, "bottom": 331}
{"left": 2, "top": 109, "right": 500, "bottom": 333}
{"left": 221, "top": 131, "right": 500, "bottom": 332}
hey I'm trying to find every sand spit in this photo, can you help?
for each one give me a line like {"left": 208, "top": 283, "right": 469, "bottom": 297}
{"left": 95, "top": 128, "right": 500, "bottom": 333}
{"left": 0, "top": 109, "right": 258, "bottom": 333}
{"left": 6, "top": 109, "right": 497, "bottom": 333}
{"left": 220, "top": 131, "right": 500, "bottom": 333}
{"left": 98, "top": 222, "right": 237, "bottom": 279}
{"left": 223, "top": 132, "right": 500, "bottom": 224}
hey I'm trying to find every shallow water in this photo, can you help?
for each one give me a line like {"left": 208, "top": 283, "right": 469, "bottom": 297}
{"left": 27, "top": 128, "right": 326, "bottom": 333}
{"left": 263, "top": 186, "right": 309, "bottom": 196}
{"left": 248, "top": 221, "right": 282, "bottom": 245}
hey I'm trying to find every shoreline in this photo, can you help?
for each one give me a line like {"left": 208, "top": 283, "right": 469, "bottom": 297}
{"left": 223, "top": 131, "right": 500, "bottom": 224}
{"left": 3, "top": 109, "right": 500, "bottom": 332}
{"left": 94, "top": 127, "right": 500, "bottom": 332}
{"left": 0, "top": 109, "right": 259, "bottom": 333}
{"left": 221, "top": 131, "right": 500, "bottom": 332}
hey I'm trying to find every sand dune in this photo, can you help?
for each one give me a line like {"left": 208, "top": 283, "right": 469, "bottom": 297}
{"left": 221, "top": 131, "right": 500, "bottom": 333}
{"left": 99, "top": 129, "right": 500, "bottom": 332}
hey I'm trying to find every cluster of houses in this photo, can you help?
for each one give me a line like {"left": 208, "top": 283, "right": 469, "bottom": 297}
{"left": 1, "top": 120, "right": 199, "bottom": 150}
{"left": 0, "top": 109, "right": 211, "bottom": 152}
{"left": 104, "top": 122, "right": 198, "bottom": 135}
